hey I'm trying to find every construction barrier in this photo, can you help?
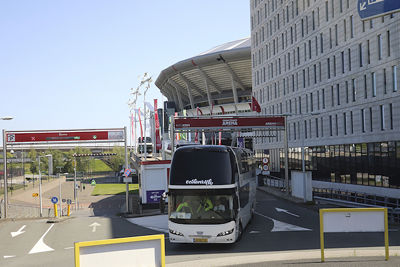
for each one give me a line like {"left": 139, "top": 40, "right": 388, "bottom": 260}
{"left": 319, "top": 208, "right": 389, "bottom": 262}
{"left": 74, "top": 234, "right": 165, "bottom": 267}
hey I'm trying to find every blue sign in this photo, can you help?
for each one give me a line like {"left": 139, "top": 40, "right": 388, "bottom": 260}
{"left": 358, "top": 0, "right": 400, "bottom": 20}
{"left": 51, "top": 197, "right": 58, "bottom": 204}
{"left": 146, "top": 190, "right": 164, "bottom": 204}
{"left": 237, "top": 137, "right": 244, "bottom": 148}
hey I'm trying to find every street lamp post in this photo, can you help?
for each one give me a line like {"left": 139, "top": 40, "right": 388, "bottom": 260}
{"left": 38, "top": 154, "right": 51, "bottom": 217}
{"left": 2, "top": 118, "right": 14, "bottom": 219}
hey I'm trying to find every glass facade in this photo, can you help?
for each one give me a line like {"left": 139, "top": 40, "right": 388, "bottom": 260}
{"left": 270, "top": 141, "right": 400, "bottom": 189}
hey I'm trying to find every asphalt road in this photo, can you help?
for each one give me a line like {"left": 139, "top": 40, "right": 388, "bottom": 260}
{"left": 0, "top": 190, "right": 399, "bottom": 267}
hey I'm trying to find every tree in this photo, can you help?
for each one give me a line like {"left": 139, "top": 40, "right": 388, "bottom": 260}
{"left": 28, "top": 149, "right": 38, "bottom": 174}
{"left": 108, "top": 146, "right": 125, "bottom": 172}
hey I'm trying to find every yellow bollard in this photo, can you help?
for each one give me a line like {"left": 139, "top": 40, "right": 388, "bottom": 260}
{"left": 54, "top": 204, "right": 58, "bottom": 217}
{"left": 67, "top": 204, "right": 71, "bottom": 216}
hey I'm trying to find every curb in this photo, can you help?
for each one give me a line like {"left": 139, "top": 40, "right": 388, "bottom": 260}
{"left": 166, "top": 247, "right": 400, "bottom": 267}
{"left": 46, "top": 216, "right": 74, "bottom": 223}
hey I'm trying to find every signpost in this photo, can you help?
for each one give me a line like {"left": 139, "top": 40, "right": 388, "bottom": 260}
{"left": 358, "top": 0, "right": 400, "bottom": 20}
{"left": 51, "top": 197, "right": 59, "bottom": 217}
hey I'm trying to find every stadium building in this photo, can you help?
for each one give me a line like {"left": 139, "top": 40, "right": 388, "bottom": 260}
{"left": 250, "top": 0, "right": 400, "bottom": 201}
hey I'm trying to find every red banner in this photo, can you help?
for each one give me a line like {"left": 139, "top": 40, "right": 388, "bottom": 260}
{"left": 175, "top": 116, "right": 285, "bottom": 130}
{"left": 6, "top": 129, "right": 124, "bottom": 144}
{"left": 138, "top": 108, "right": 143, "bottom": 142}
{"left": 154, "top": 99, "right": 162, "bottom": 150}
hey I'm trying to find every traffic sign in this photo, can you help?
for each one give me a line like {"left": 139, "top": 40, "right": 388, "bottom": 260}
{"left": 262, "top": 165, "right": 269, "bottom": 171}
{"left": 51, "top": 197, "right": 58, "bottom": 204}
{"left": 358, "top": 0, "right": 400, "bottom": 20}
{"left": 262, "top": 158, "right": 269, "bottom": 164}
{"left": 67, "top": 199, "right": 72, "bottom": 205}
{"left": 32, "top": 193, "right": 38, "bottom": 197}
{"left": 124, "top": 168, "right": 131, "bottom": 177}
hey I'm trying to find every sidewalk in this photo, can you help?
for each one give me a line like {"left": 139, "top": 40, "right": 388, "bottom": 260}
{"left": 166, "top": 247, "right": 400, "bottom": 267}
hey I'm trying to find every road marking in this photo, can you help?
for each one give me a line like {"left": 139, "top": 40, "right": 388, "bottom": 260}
{"left": 275, "top": 208, "right": 300, "bottom": 217}
{"left": 255, "top": 211, "right": 311, "bottom": 232}
{"left": 64, "top": 247, "right": 74, "bottom": 250}
{"left": 89, "top": 222, "right": 101, "bottom": 232}
{"left": 3, "top": 255, "right": 16, "bottom": 259}
{"left": 11, "top": 225, "right": 26, "bottom": 237}
{"left": 126, "top": 215, "right": 169, "bottom": 233}
{"left": 249, "top": 231, "right": 261, "bottom": 234}
{"left": 28, "top": 224, "right": 55, "bottom": 254}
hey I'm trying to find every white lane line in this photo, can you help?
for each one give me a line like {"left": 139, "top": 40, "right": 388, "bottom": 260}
{"left": 3, "top": 255, "right": 16, "bottom": 259}
{"left": 275, "top": 208, "right": 300, "bottom": 217}
{"left": 64, "top": 247, "right": 74, "bottom": 250}
{"left": 255, "top": 211, "right": 311, "bottom": 232}
{"left": 11, "top": 225, "right": 26, "bottom": 237}
{"left": 28, "top": 224, "right": 55, "bottom": 254}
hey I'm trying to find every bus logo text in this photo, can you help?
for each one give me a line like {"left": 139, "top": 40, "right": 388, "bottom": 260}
{"left": 185, "top": 179, "right": 214, "bottom": 185}
{"left": 222, "top": 119, "right": 238, "bottom": 126}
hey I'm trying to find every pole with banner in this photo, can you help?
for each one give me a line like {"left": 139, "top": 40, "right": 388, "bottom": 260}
{"left": 124, "top": 126, "right": 129, "bottom": 214}
{"left": 154, "top": 99, "right": 161, "bottom": 153}
{"left": 2, "top": 129, "right": 8, "bottom": 218}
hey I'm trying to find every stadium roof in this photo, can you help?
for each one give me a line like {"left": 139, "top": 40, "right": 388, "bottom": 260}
{"left": 155, "top": 37, "right": 252, "bottom": 112}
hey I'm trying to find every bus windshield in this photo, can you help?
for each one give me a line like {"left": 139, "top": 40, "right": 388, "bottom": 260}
{"left": 169, "top": 191, "right": 235, "bottom": 224}
{"left": 170, "top": 147, "right": 234, "bottom": 185}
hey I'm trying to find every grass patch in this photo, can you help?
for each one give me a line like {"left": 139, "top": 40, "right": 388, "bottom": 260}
{"left": 91, "top": 183, "right": 139, "bottom": 196}
{"left": 91, "top": 159, "right": 112, "bottom": 172}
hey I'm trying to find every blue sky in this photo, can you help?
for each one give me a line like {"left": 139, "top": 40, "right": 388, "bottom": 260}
{"left": 0, "top": 1, "right": 250, "bottom": 140}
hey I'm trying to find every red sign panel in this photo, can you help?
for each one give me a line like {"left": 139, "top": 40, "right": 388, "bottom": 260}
{"left": 174, "top": 116, "right": 285, "bottom": 130}
{"left": 6, "top": 129, "right": 124, "bottom": 144}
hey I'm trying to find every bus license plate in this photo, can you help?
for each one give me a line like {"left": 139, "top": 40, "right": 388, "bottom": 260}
{"left": 193, "top": 238, "right": 208, "bottom": 243}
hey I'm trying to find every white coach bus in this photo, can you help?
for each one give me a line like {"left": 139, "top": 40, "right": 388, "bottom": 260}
{"left": 168, "top": 145, "right": 257, "bottom": 243}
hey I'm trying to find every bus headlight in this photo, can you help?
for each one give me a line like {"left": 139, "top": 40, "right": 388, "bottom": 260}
{"left": 169, "top": 229, "right": 184, "bottom": 236}
{"left": 217, "top": 228, "right": 234, "bottom": 237}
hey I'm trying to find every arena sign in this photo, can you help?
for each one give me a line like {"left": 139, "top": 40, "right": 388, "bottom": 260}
{"left": 174, "top": 116, "right": 285, "bottom": 130}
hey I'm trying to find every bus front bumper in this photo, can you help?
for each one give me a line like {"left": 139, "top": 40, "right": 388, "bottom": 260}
{"left": 168, "top": 220, "right": 237, "bottom": 243}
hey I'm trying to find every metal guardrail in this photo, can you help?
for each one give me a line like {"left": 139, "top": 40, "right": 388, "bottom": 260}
{"left": 314, "top": 193, "right": 400, "bottom": 223}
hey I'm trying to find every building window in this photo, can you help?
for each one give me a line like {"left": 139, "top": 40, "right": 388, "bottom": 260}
{"left": 389, "top": 103, "right": 393, "bottom": 129}
{"left": 372, "top": 72, "right": 376, "bottom": 97}
{"left": 361, "top": 109, "right": 365, "bottom": 133}
{"left": 325, "top": 1, "right": 328, "bottom": 22}
{"left": 384, "top": 68, "right": 387, "bottom": 94}
{"left": 378, "top": 34, "right": 382, "bottom": 60}
{"left": 321, "top": 117, "right": 324, "bottom": 137}
{"left": 335, "top": 24, "right": 338, "bottom": 46}
{"left": 335, "top": 114, "right": 338, "bottom": 136}
{"left": 347, "top": 48, "right": 351, "bottom": 71}
{"left": 364, "top": 74, "right": 367, "bottom": 98}
{"left": 393, "top": 65, "right": 397, "bottom": 92}
{"left": 310, "top": 92, "right": 314, "bottom": 112}
{"left": 345, "top": 81, "right": 349, "bottom": 103}
{"left": 380, "top": 105, "right": 385, "bottom": 130}
{"left": 387, "top": 30, "right": 391, "bottom": 57}
{"left": 322, "top": 88, "right": 325, "bottom": 109}
{"left": 350, "top": 111, "right": 354, "bottom": 134}
{"left": 343, "top": 113, "right": 347, "bottom": 135}
{"left": 350, "top": 15, "right": 354, "bottom": 38}
{"left": 331, "top": 86, "right": 334, "bottom": 107}
{"left": 369, "top": 107, "right": 373, "bottom": 132}
{"left": 327, "top": 58, "right": 331, "bottom": 79}
{"left": 304, "top": 120, "right": 308, "bottom": 139}
{"left": 320, "top": 33, "right": 324, "bottom": 54}
{"left": 359, "top": 43, "right": 363, "bottom": 67}
{"left": 315, "top": 118, "right": 319, "bottom": 137}
{"left": 341, "top": 51, "right": 345, "bottom": 73}
{"left": 367, "top": 40, "right": 371, "bottom": 64}
{"left": 336, "top": 84, "right": 340, "bottom": 105}
{"left": 352, "top": 78, "right": 356, "bottom": 102}
{"left": 329, "top": 115, "right": 333, "bottom": 136}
